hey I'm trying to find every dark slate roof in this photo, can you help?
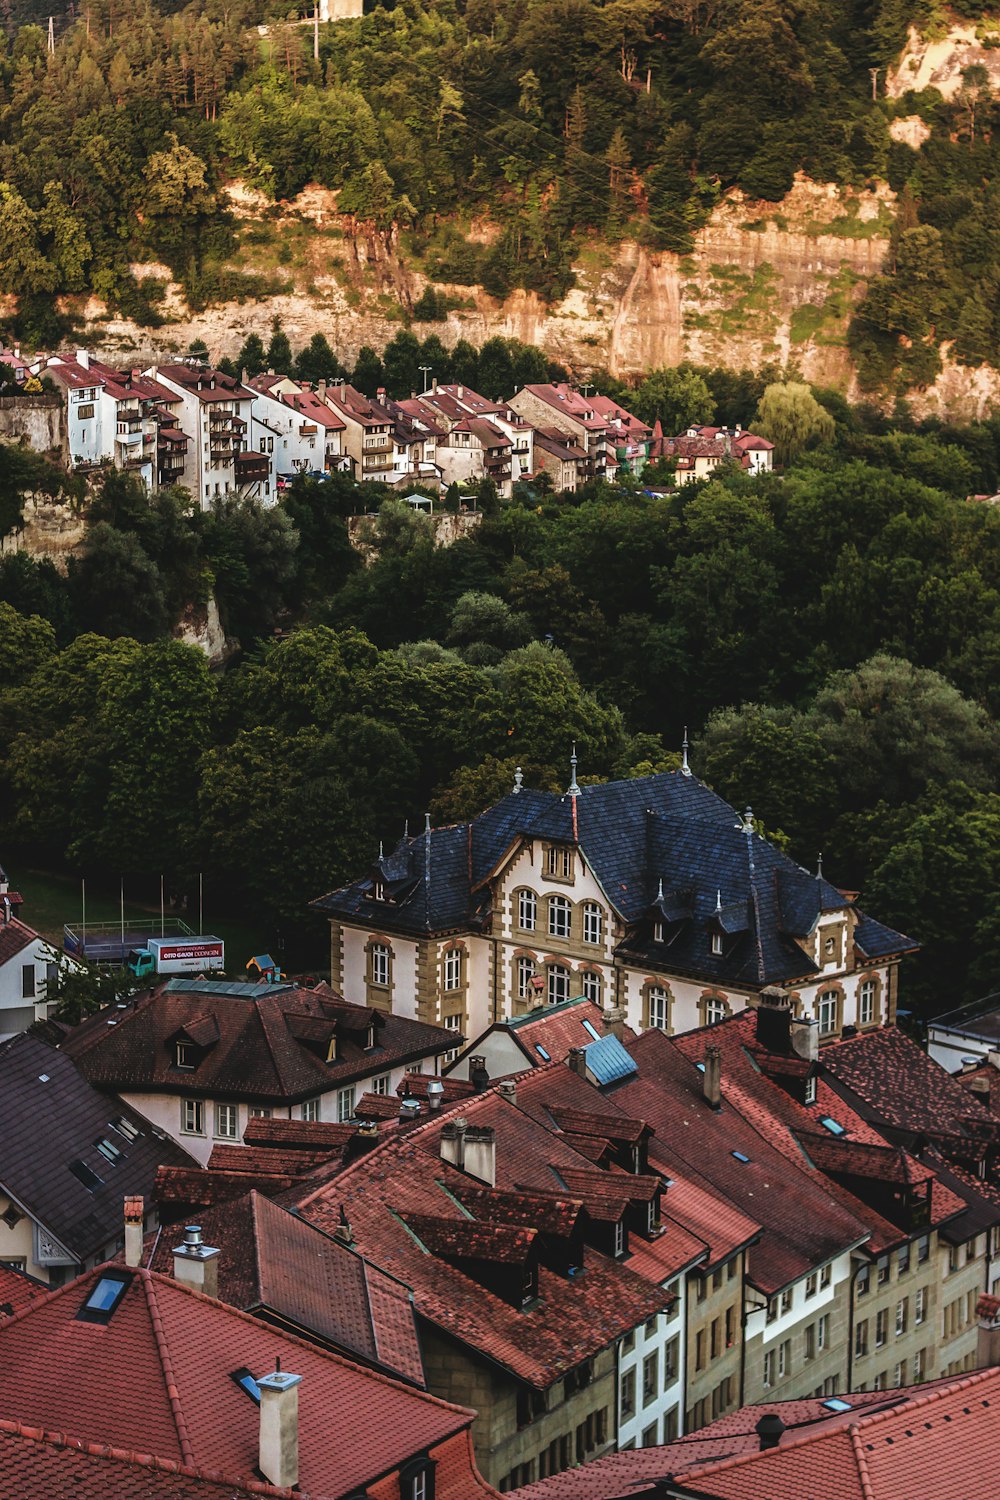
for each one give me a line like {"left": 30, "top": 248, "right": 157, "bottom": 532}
{"left": 60, "top": 980, "right": 457, "bottom": 1105}
{"left": 0, "top": 1033, "right": 194, "bottom": 1263}
{"left": 314, "top": 773, "right": 910, "bottom": 987}
{"left": 854, "top": 915, "right": 919, "bottom": 960}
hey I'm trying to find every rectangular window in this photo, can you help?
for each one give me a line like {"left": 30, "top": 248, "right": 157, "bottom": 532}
{"left": 725, "top": 1305, "right": 735, "bottom": 1347}
{"left": 766, "top": 1296, "right": 778, "bottom": 1324}
{"left": 648, "top": 987, "right": 669, "bottom": 1030}
{"left": 917, "top": 1234, "right": 930, "bottom": 1264}
{"left": 443, "top": 1013, "right": 462, "bottom": 1063}
{"left": 518, "top": 890, "right": 537, "bottom": 931}
{"left": 214, "top": 1103, "right": 238, "bottom": 1139}
{"left": 763, "top": 1350, "right": 774, "bottom": 1387}
{"left": 805, "top": 1272, "right": 818, "bottom": 1298}
{"left": 548, "top": 895, "right": 571, "bottom": 938}
{"left": 820, "top": 1263, "right": 832, "bottom": 1289}
{"left": 337, "top": 1086, "right": 356, "bottom": 1123}
{"left": 818, "top": 1313, "right": 829, "bottom": 1350}
{"left": 21, "top": 964, "right": 35, "bottom": 1000}
{"left": 175, "top": 1041, "right": 196, "bottom": 1071}
{"left": 780, "top": 1289, "right": 792, "bottom": 1315}
{"left": 777, "top": 1340, "right": 789, "bottom": 1379}
{"left": 621, "top": 1368, "right": 636, "bottom": 1419}
{"left": 855, "top": 1319, "right": 868, "bottom": 1357}
{"left": 898, "top": 1243, "right": 911, "bottom": 1275}
{"left": 710, "top": 1317, "right": 719, "bottom": 1359}
{"left": 371, "top": 1073, "right": 390, "bottom": 1095}
{"left": 711, "top": 932, "right": 723, "bottom": 956}
{"left": 370, "top": 943, "right": 390, "bottom": 987}
{"left": 581, "top": 969, "right": 602, "bottom": 1005}
{"left": 913, "top": 1347, "right": 924, "bottom": 1381}
{"left": 915, "top": 1287, "right": 926, "bottom": 1325}
{"left": 818, "top": 990, "right": 838, "bottom": 1034}
{"left": 665, "top": 1334, "right": 679, "bottom": 1383}
{"left": 545, "top": 846, "right": 572, "bottom": 879}
{"left": 695, "top": 1330, "right": 705, "bottom": 1371}
{"left": 548, "top": 964, "right": 570, "bottom": 1006}
{"left": 613, "top": 1219, "right": 625, "bottom": 1257}
{"left": 642, "top": 1351, "right": 658, "bottom": 1404}
{"left": 181, "top": 1099, "right": 204, "bottom": 1135}
{"left": 302, "top": 1097, "right": 320, "bottom": 1122}
{"left": 443, "top": 949, "right": 462, "bottom": 991}
{"left": 248, "top": 1107, "right": 272, "bottom": 1119}
{"left": 896, "top": 1298, "right": 908, "bottom": 1337}
{"left": 583, "top": 903, "right": 603, "bottom": 945}
{"left": 516, "top": 956, "right": 536, "bottom": 1000}
{"left": 805, "top": 1323, "right": 816, "bottom": 1360}
{"left": 859, "top": 979, "right": 876, "bottom": 1026}
{"left": 875, "top": 1310, "right": 888, "bottom": 1348}
{"left": 877, "top": 1256, "right": 890, "bottom": 1285}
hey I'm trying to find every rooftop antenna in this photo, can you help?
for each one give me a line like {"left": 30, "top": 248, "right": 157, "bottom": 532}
{"left": 816, "top": 851, "right": 824, "bottom": 880}
{"left": 513, "top": 766, "right": 523, "bottom": 795}
{"left": 568, "top": 743, "right": 580, "bottom": 797}
{"left": 681, "top": 726, "right": 691, "bottom": 777}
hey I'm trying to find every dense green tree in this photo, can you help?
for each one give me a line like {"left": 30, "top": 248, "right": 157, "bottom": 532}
{"left": 755, "top": 381, "right": 835, "bottom": 465}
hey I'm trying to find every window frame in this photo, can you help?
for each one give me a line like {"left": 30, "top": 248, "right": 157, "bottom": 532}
{"left": 547, "top": 963, "right": 571, "bottom": 1006}
{"left": 582, "top": 902, "right": 603, "bottom": 946}
{"left": 181, "top": 1098, "right": 205, "bottom": 1136}
{"left": 517, "top": 889, "right": 537, "bottom": 932}
{"left": 369, "top": 941, "right": 391, "bottom": 989}
{"left": 214, "top": 1102, "right": 238, "bottom": 1139}
{"left": 647, "top": 985, "right": 670, "bottom": 1031}
{"left": 443, "top": 947, "right": 463, "bottom": 992}
{"left": 548, "top": 894, "right": 571, "bottom": 939}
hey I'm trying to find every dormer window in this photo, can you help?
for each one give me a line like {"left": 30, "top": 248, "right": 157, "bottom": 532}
{"left": 544, "top": 845, "right": 573, "bottom": 881}
{"left": 653, "top": 920, "right": 664, "bottom": 943}
{"left": 400, "top": 1458, "right": 435, "bottom": 1500}
{"left": 371, "top": 880, "right": 385, "bottom": 901}
{"left": 805, "top": 1075, "right": 817, "bottom": 1105}
{"left": 365, "top": 1023, "right": 376, "bottom": 1050}
{"left": 175, "top": 1040, "right": 196, "bottom": 1070}
{"left": 711, "top": 933, "right": 723, "bottom": 956}
{"left": 614, "top": 1219, "right": 626, "bottom": 1257}
{"left": 647, "top": 1199, "right": 660, "bottom": 1235}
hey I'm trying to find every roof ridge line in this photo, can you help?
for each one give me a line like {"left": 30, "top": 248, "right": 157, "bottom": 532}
{"left": 850, "top": 1418, "right": 879, "bottom": 1500}
{"left": 141, "top": 1271, "right": 196, "bottom": 1466}
{"left": 0, "top": 1417, "right": 297, "bottom": 1496}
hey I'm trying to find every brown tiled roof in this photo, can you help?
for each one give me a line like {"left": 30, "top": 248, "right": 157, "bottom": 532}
{"left": 241, "top": 1117, "right": 359, "bottom": 1151}
{"left": 0, "top": 1266, "right": 489, "bottom": 1498}
{"left": 61, "top": 980, "right": 455, "bottom": 1104}
{"left": 0, "top": 916, "right": 39, "bottom": 965}
{"left": 404, "top": 1213, "right": 537, "bottom": 1264}
{"left": 147, "top": 1189, "right": 425, "bottom": 1385}
{"left": 0, "top": 1264, "right": 46, "bottom": 1322}
{"left": 155, "top": 1165, "right": 296, "bottom": 1207}
{"left": 155, "top": 365, "right": 252, "bottom": 403}
{"left": 500, "top": 998, "right": 637, "bottom": 1068}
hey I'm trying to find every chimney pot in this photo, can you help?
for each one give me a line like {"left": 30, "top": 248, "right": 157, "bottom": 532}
{"left": 258, "top": 1370, "right": 302, "bottom": 1489}
{"left": 498, "top": 1079, "right": 517, "bottom": 1105}
{"left": 703, "top": 1044, "right": 722, "bottom": 1110}
{"left": 470, "top": 1055, "right": 490, "bottom": 1093}
{"left": 602, "top": 1005, "right": 627, "bottom": 1042}
{"left": 568, "top": 1047, "right": 589, "bottom": 1078}
{"left": 755, "top": 1412, "right": 784, "bottom": 1451}
{"left": 440, "top": 1117, "right": 467, "bottom": 1171}
{"left": 400, "top": 1097, "right": 421, "bottom": 1123}
{"left": 426, "top": 1079, "right": 445, "bottom": 1112}
{"left": 463, "top": 1125, "right": 496, "bottom": 1187}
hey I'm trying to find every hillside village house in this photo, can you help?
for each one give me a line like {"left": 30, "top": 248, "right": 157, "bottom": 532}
{"left": 313, "top": 766, "right": 916, "bottom": 1049}
{"left": 247, "top": 373, "right": 348, "bottom": 477}
{"left": 60, "top": 975, "right": 460, "bottom": 1164}
{"left": 150, "top": 364, "right": 269, "bottom": 506}
{"left": 659, "top": 424, "right": 775, "bottom": 485}
{"left": 508, "top": 383, "right": 630, "bottom": 482}
{"left": 0, "top": 872, "right": 74, "bottom": 1039}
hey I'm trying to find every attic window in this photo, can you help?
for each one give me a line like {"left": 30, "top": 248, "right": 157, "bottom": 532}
{"left": 230, "top": 1367, "right": 262, "bottom": 1404}
{"left": 805, "top": 1076, "right": 817, "bottom": 1105}
{"left": 110, "top": 1116, "right": 140, "bottom": 1143}
{"left": 582, "top": 1020, "right": 601, "bottom": 1042}
{"left": 94, "top": 1137, "right": 122, "bottom": 1164}
{"left": 371, "top": 881, "right": 386, "bottom": 901}
{"left": 77, "top": 1272, "right": 131, "bottom": 1324}
{"left": 823, "top": 1398, "right": 852, "bottom": 1413}
{"left": 535, "top": 1044, "right": 551, "bottom": 1060}
{"left": 175, "top": 1041, "right": 197, "bottom": 1070}
{"left": 731, "top": 1150, "right": 751, "bottom": 1163}
{"left": 653, "top": 920, "right": 664, "bottom": 942}
{"left": 711, "top": 933, "right": 723, "bottom": 956}
{"left": 69, "top": 1159, "right": 104, "bottom": 1192}
{"left": 820, "top": 1117, "right": 846, "bottom": 1136}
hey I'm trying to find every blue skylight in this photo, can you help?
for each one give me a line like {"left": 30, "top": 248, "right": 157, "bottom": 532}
{"left": 581, "top": 1020, "right": 602, "bottom": 1042}
{"left": 820, "top": 1117, "right": 847, "bottom": 1136}
{"left": 231, "top": 1368, "right": 261, "bottom": 1404}
{"left": 535, "top": 1044, "right": 551, "bottom": 1060}
{"left": 822, "top": 1398, "right": 852, "bottom": 1413}
{"left": 731, "top": 1150, "right": 751, "bottom": 1163}
{"left": 77, "top": 1273, "right": 131, "bottom": 1323}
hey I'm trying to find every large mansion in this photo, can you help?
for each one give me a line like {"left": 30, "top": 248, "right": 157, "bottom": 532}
{"left": 313, "top": 769, "right": 915, "bottom": 1046}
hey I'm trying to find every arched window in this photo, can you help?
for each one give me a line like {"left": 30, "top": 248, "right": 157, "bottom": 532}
{"left": 548, "top": 895, "right": 571, "bottom": 939}
{"left": 703, "top": 995, "right": 728, "bottom": 1026}
{"left": 583, "top": 902, "right": 603, "bottom": 946}
{"left": 646, "top": 985, "right": 670, "bottom": 1031}
{"left": 516, "top": 955, "right": 537, "bottom": 1001}
{"left": 858, "top": 977, "right": 878, "bottom": 1027}
{"left": 517, "top": 889, "right": 537, "bottom": 932}
{"left": 581, "top": 969, "right": 602, "bottom": 1005}
{"left": 548, "top": 963, "right": 571, "bottom": 1005}
{"left": 369, "top": 942, "right": 391, "bottom": 988}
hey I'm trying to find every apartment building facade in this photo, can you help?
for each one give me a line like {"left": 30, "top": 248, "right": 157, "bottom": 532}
{"left": 151, "top": 364, "right": 267, "bottom": 505}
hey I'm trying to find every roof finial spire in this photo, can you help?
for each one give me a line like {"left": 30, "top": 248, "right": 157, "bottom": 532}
{"left": 716, "top": 888, "right": 722, "bottom": 912}
{"left": 568, "top": 742, "right": 580, "bottom": 798}
{"left": 403, "top": 818, "right": 409, "bottom": 839}
{"left": 681, "top": 726, "right": 691, "bottom": 777}
{"left": 425, "top": 812, "right": 431, "bottom": 836}
{"left": 657, "top": 876, "right": 664, "bottom": 901}
{"left": 816, "top": 851, "right": 823, "bottom": 880}
{"left": 741, "top": 806, "right": 755, "bottom": 835}
{"left": 513, "top": 765, "right": 523, "bottom": 795}
{"left": 378, "top": 839, "right": 384, "bottom": 860}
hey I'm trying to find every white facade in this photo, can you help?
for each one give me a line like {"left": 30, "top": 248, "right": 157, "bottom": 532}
{"left": 150, "top": 367, "right": 263, "bottom": 509}
{"left": 0, "top": 921, "right": 67, "bottom": 1040}
{"left": 618, "top": 1277, "right": 685, "bottom": 1450}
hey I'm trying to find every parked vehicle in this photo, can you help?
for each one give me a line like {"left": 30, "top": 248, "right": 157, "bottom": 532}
{"left": 126, "top": 935, "right": 225, "bottom": 979}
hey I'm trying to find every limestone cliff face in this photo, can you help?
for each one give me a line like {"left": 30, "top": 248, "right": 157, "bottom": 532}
{"left": 76, "top": 171, "right": 998, "bottom": 419}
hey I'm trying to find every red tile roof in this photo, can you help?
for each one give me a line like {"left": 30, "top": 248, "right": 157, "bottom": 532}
{"left": 61, "top": 979, "right": 454, "bottom": 1104}
{"left": 0, "top": 915, "right": 40, "bottom": 966}
{"left": 0, "top": 1265, "right": 46, "bottom": 1322}
{"left": 146, "top": 1189, "right": 425, "bottom": 1385}
{"left": 484, "top": 997, "right": 636, "bottom": 1071}
{"left": 670, "top": 1367, "right": 1000, "bottom": 1499}
{"left": 0, "top": 1265, "right": 490, "bottom": 1498}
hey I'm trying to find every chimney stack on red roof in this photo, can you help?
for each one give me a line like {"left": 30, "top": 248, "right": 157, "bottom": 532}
{"left": 258, "top": 1368, "right": 302, "bottom": 1489}
{"left": 602, "top": 1005, "right": 627, "bottom": 1042}
{"left": 123, "top": 1196, "right": 144, "bottom": 1269}
{"left": 755, "top": 1412, "right": 784, "bottom": 1450}
{"left": 703, "top": 1044, "right": 722, "bottom": 1111}
{"left": 463, "top": 1126, "right": 496, "bottom": 1188}
{"left": 470, "top": 1055, "right": 490, "bottom": 1093}
{"left": 568, "top": 1047, "right": 588, "bottom": 1078}
{"left": 498, "top": 1078, "right": 517, "bottom": 1106}
{"left": 172, "top": 1223, "right": 220, "bottom": 1299}
{"left": 440, "top": 1117, "right": 467, "bottom": 1172}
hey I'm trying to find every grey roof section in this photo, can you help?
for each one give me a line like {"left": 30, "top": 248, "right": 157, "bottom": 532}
{"left": 930, "top": 991, "right": 1000, "bottom": 1043}
{"left": 582, "top": 1034, "right": 638, "bottom": 1086}
{"left": 313, "top": 772, "right": 914, "bottom": 989}
{"left": 163, "top": 979, "right": 295, "bottom": 999}
{"left": 0, "top": 1032, "right": 194, "bottom": 1262}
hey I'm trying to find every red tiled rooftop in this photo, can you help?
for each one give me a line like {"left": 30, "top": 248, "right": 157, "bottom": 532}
{"left": 0, "top": 915, "right": 39, "bottom": 965}
{"left": 0, "top": 1265, "right": 46, "bottom": 1322}
{"left": 501, "top": 998, "right": 636, "bottom": 1069}
{"left": 0, "top": 1265, "right": 485, "bottom": 1497}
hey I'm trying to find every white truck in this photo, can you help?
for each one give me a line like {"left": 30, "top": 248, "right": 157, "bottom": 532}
{"left": 127, "top": 935, "right": 225, "bottom": 979}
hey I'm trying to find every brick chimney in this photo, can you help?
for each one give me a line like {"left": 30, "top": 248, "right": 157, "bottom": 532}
{"left": 602, "top": 1006, "right": 627, "bottom": 1042}
{"left": 172, "top": 1225, "right": 220, "bottom": 1298}
{"left": 498, "top": 1079, "right": 517, "bottom": 1105}
{"left": 258, "top": 1368, "right": 302, "bottom": 1489}
{"left": 568, "top": 1047, "right": 589, "bottom": 1078}
{"left": 789, "top": 1016, "right": 819, "bottom": 1064}
{"left": 703, "top": 1044, "right": 722, "bottom": 1110}
{"left": 124, "top": 1196, "right": 144, "bottom": 1269}
{"left": 970, "top": 1074, "right": 991, "bottom": 1109}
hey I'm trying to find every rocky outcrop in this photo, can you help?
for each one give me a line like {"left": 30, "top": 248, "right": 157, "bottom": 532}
{"left": 172, "top": 595, "right": 232, "bottom": 666}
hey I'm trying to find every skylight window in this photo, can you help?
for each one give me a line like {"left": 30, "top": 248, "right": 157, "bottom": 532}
{"left": 37, "top": 1073, "right": 50, "bottom": 1083}
{"left": 95, "top": 1138, "right": 122, "bottom": 1164}
{"left": 731, "top": 1150, "right": 751, "bottom": 1163}
{"left": 581, "top": 1020, "right": 602, "bottom": 1042}
{"left": 822, "top": 1398, "right": 852, "bottom": 1413}
{"left": 820, "top": 1117, "right": 846, "bottom": 1136}
{"left": 535, "top": 1044, "right": 551, "bottom": 1060}
{"left": 69, "top": 1159, "right": 104, "bottom": 1191}
{"left": 231, "top": 1367, "right": 262, "bottom": 1404}
{"left": 77, "top": 1272, "right": 131, "bottom": 1324}
{"left": 110, "top": 1116, "right": 140, "bottom": 1142}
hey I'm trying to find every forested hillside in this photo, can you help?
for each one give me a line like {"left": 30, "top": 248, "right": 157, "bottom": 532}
{"left": 3, "top": 0, "right": 1000, "bottom": 395}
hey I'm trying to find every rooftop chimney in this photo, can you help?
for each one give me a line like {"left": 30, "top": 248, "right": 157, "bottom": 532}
{"left": 498, "top": 1079, "right": 517, "bottom": 1105}
{"left": 172, "top": 1224, "right": 220, "bottom": 1299}
{"left": 76, "top": 348, "right": 90, "bottom": 370}
{"left": 317, "top": 379, "right": 327, "bottom": 400}
{"left": 400, "top": 1097, "right": 422, "bottom": 1124}
{"left": 602, "top": 1005, "right": 627, "bottom": 1042}
{"left": 755, "top": 1412, "right": 784, "bottom": 1451}
{"left": 426, "top": 1078, "right": 445, "bottom": 1112}
{"left": 440, "top": 1117, "right": 467, "bottom": 1171}
{"left": 463, "top": 1126, "right": 496, "bottom": 1187}
{"left": 568, "top": 1047, "right": 589, "bottom": 1078}
{"left": 755, "top": 991, "right": 792, "bottom": 1054}
{"left": 258, "top": 1369, "right": 302, "bottom": 1489}
{"left": 470, "top": 1055, "right": 490, "bottom": 1093}
{"left": 970, "top": 1074, "right": 991, "bottom": 1107}
{"left": 789, "top": 1016, "right": 819, "bottom": 1064}
{"left": 124, "top": 1196, "right": 144, "bottom": 1268}
{"left": 703, "top": 1044, "right": 722, "bottom": 1110}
